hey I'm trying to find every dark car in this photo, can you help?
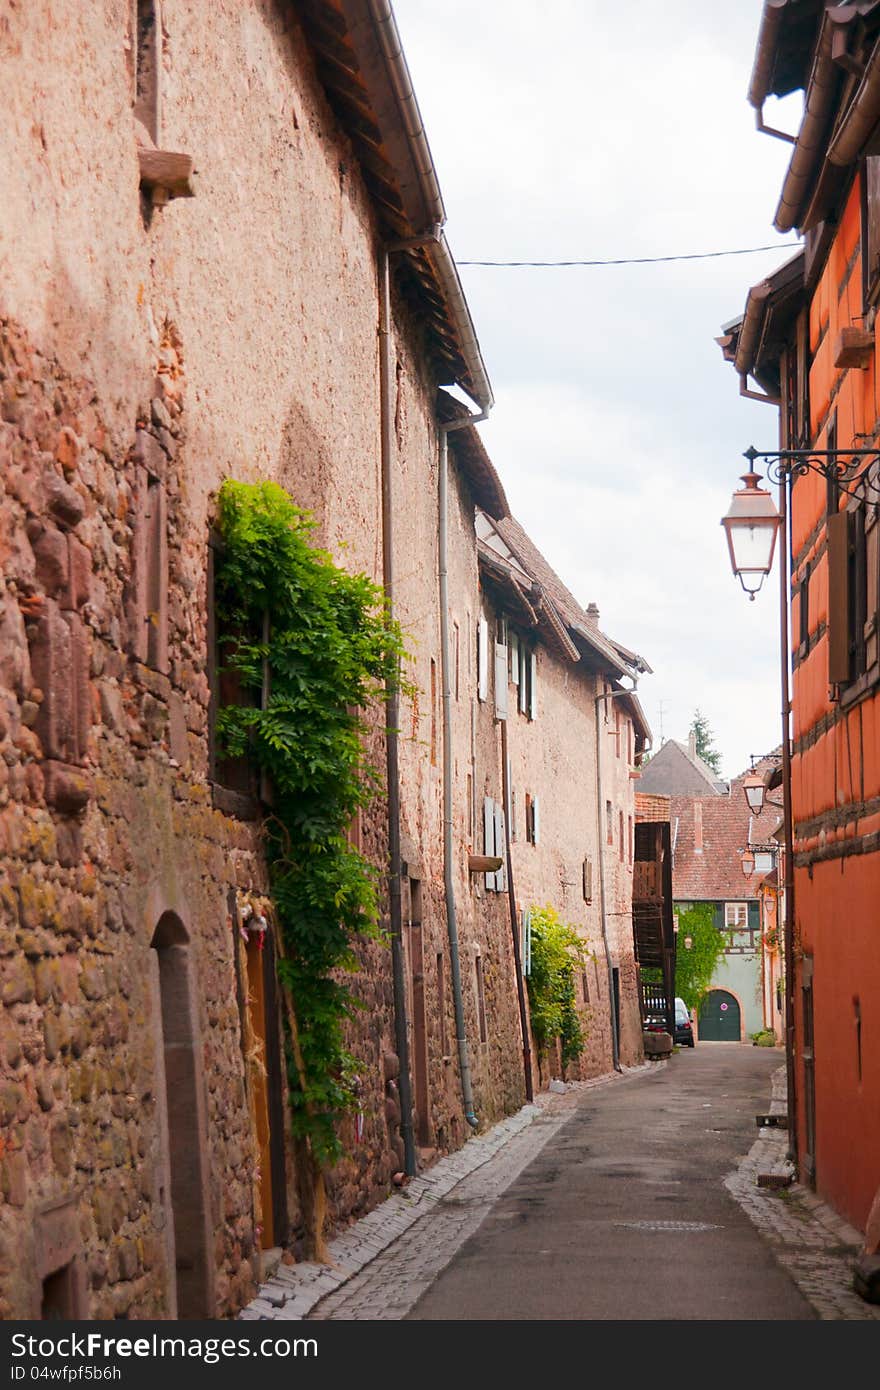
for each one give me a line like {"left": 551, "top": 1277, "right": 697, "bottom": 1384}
{"left": 674, "top": 997, "right": 695, "bottom": 1047}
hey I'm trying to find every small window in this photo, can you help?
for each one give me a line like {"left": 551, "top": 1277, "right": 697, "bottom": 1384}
{"left": 614, "top": 705, "right": 621, "bottom": 757}
{"left": 134, "top": 1, "right": 161, "bottom": 144}
{"left": 437, "top": 952, "right": 448, "bottom": 1056}
{"left": 725, "top": 903, "right": 748, "bottom": 930}
{"left": 618, "top": 810, "right": 624, "bottom": 861}
{"left": 430, "top": 658, "right": 437, "bottom": 766}
{"left": 477, "top": 618, "right": 489, "bottom": 702}
{"left": 606, "top": 800, "right": 613, "bottom": 846}
{"left": 628, "top": 814, "right": 633, "bottom": 865}
{"left": 524, "top": 793, "right": 539, "bottom": 845}
{"left": 798, "top": 561, "right": 811, "bottom": 654}
{"left": 453, "top": 621, "right": 460, "bottom": 701}
{"left": 828, "top": 486, "right": 879, "bottom": 695}
{"left": 475, "top": 956, "right": 488, "bottom": 1044}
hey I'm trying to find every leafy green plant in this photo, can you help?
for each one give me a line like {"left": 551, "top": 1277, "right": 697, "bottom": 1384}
{"left": 751, "top": 1028, "right": 777, "bottom": 1047}
{"left": 525, "top": 906, "right": 588, "bottom": 1067}
{"left": 673, "top": 903, "right": 726, "bottom": 1012}
{"left": 214, "top": 479, "right": 409, "bottom": 1170}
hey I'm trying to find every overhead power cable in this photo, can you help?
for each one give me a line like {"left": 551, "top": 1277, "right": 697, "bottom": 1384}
{"left": 457, "top": 242, "right": 802, "bottom": 267}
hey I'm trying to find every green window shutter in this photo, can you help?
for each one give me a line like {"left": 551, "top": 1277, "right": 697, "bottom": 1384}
{"left": 748, "top": 901, "right": 760, "bottom": 929}
{"left": 712, "top": 903, "right": 725, "bottom": 932}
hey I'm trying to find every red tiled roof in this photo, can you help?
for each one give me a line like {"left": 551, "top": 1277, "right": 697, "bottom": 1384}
{"left": 670, "top": 774, "right": 781, "bottom": 901}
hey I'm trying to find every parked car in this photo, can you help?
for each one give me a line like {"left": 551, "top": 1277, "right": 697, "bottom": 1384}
{"left": 674, "top": 997, "right": 695, "bottom": 1047}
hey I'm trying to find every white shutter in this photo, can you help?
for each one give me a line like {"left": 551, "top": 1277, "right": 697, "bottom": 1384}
{"left": 483, "top": 796, "right": 495, "bottom": 889}
{"left": 494, "top": 802, "right": 507, "bottom": 892}
{"left": 529, "top": 651, "right": 537, "bottom": 720}
{"left": 532, "top": 796, "right": 540, "bottom": 845}
{"left": 478, "top": 618, "right": 489, "bottom": 702}
{"left": 522, "top": 908, "right": 532, "bottom": 976}
{"left": 494, "top": 642, "right": 508, "bottom": 720}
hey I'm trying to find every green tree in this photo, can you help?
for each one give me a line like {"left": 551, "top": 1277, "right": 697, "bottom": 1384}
{"left": 690, "top": 708, "right": 722, "bottom": 776}
{"left": 674, "top": 903, "right": 725, "bottom": 1012}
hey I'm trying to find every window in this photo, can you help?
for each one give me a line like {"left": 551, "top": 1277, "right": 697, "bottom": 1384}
{"left": 475, "top": 956, "right": 488, "bottom": 1044}
{"left": 524, "top": 793, "right": 540, "bottom": 845}
{"left": 628, "top": 814, "right": 633, "bottom": 865}
{"left": 133, "top": 1, "right": 161, "bottom": 144}
{"left": 614, "top": 705, "right": 621, "bottom": 757}
{"left": 605, "top": 800, "right": 613, "bottom": 846}
{"left": 828, "top": 481, "right": 880, "bottom": 697}
{"left": 798, "top": 560, "right": 811, "bottom": 655}
{"left": 483, "top": 796, "right": 507, "bottom": 890}
{"left": 477, "top": 617, "right": 489, "bottom": 701}
{"left": 581, "top": 970, "right": 591, "bottom": 1005}
{"left": 430, "top": 658, "right": 437, "bottom": 766}
{"left": 618, "top": 809, "right": 624, "bottom": 861}
{"left": 452, "top": 621, "right": 460, "bottom": 701}
{"left": 725, "top": 903, "right": 748, "bottom": 930}
{"left": 626, "top": 719, "right": 633, "bottom": 766}
{"left": 582, "top": 857, "right": 593, "bottom": 902}
{"left": 207, "top": 537, "right": 262, "bottom": 810}
{"left": 126, "top": 440, "right": 168, "bottom": 672}
{"left": 437, "top": 953, "right": 448, "bottom": 1056}
{"left": 862, "top": 157, "right": 880, "bottom": 307}
{"left": 518, "top": 642, "right": 537, "bottom": 719}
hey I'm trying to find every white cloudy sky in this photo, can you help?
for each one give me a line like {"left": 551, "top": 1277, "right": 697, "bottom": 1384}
{"left": 393, "top": 0, "right": 805, "bottom": 779}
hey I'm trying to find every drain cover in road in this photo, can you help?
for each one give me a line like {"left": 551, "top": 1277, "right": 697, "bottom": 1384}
{"left": 615, "top": 1220, "right": 721, "bottom": 1232}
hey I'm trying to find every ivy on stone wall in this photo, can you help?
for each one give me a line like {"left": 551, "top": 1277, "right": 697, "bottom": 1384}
{"left": 525, "top": 906, "right": 588, "bottom": 1068}
{"left": 214, "top": 479, "right": 408, "bottom": 1166}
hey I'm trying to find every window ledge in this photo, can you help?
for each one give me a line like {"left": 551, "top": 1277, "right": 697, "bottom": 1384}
{"left": 138, "top": 148, "right": 197, "bottom": 204}
{"left": 210, "top": 782, "right": 260, "bottom": 821}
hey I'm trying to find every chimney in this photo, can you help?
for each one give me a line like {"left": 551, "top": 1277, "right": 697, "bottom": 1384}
{"left": 586, "top": 602, "right": 600, "bottom": 627}
{"left": 688, "top": 730, "right": 697, "bottom": 759}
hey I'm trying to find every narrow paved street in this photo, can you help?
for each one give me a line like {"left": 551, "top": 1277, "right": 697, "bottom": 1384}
{"left": 245, "top": 1045, "right": 877, "bottom": 1322}
{"left": 407, "top": 1046, "right": 810, "bottom": 1320}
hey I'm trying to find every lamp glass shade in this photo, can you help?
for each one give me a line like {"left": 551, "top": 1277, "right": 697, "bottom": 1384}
{"left": 721, "top": 471, "right": 781, "bottom": 598}
{"left": 741, "top": 849, "right": 756, "bottom": 878}
{"left": 743, "top": 772, "right": 766, "bottom": 814}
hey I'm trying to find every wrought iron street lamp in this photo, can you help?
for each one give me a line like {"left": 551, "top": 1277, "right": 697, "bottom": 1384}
{"left": 721, "top": 467, "right": 781, "bottom": 599}
{"left": 721, "top": 441, "right": 880, "bottom": 1169}
{"left": 742, "top": 771, "right": 767, "bottom": 815}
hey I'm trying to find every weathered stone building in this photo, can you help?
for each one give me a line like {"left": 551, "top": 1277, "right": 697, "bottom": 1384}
{"left": 0, "top": 0, "right": 655, "bottom": 1322}
{"left": 475, "top": 513, "right": 651, "bottom": 1082}
{"left": 0, "top": 0, "right": 516, "bottom": 1320}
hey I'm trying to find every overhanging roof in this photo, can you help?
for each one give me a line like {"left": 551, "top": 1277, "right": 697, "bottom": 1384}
{"left": 295, "top": 0, "right": 492, "bottom": 407}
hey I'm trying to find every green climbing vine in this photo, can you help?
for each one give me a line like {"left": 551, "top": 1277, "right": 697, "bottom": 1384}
{"left": 214, "top": 479, "right": 409, "bottom": 1166}
{"left": 525, "top": 906, "right": 588, "bottom": 1067}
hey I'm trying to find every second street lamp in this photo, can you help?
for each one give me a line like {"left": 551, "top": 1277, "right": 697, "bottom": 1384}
{"left": 742, "top": 771, "right": 766, "bottom": 815}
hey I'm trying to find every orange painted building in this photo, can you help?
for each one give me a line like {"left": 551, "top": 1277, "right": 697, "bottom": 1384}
{"left": 723, "top": 2, "right": 880, "bottom": 1258}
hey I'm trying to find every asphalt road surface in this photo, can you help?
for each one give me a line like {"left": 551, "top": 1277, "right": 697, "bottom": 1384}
{"left": 409, "top": 1045, "right": 815, "bottom": 1320}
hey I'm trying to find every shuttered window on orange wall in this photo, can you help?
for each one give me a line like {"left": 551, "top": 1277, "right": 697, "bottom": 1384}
{"left": 827, "top": 493, "right": 880, "bottom": 693}
{"left": 862, "top": 158, "right": 880, "bottom": 306}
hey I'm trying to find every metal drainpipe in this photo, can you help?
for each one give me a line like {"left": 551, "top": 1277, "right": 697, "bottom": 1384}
{"left": 378, "top": 249, "right": 415, "bottom": 1177}
{"left": 501, "top": 716, "right": 534, "bottom": 1102}
{"left": 778, "top": 467, "right": 798, "bottom": 1167}
{"left": 593, "top": 683, "right": 638, "bottom": 1073}
{"left": 439, "top": 411, "right": 489, "bottom": 1129}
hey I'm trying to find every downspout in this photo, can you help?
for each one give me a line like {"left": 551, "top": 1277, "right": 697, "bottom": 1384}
{"left": 378, "top": 249, "right": 416, "bottom": 1177}
{"left": 501, "top": 716, "right": 534, "bottom": 1103}
{"left": 779, "top": 468, "right": 798, "bottom": 1166}
{"left": 594, "top": 685, "right": 622, "bottom": 1073}
{"left": 439, "top": 411, "right": 489, "bottom": 1129}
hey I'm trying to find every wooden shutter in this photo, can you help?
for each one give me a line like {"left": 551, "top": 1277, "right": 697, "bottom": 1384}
{"left": 529, "top": 652, "right": 537, "bottom": 720}
{"left": 483, "top": 796, "right": 495, "bottom": 889}
{"left": 865, "top": 500, "right": 879, "bottom": 674}
{"left": 494, "top": 642, "right": 508, "bottom": 720}
{"left": 477, "top": 618, "right": 489, "bottom": 701}
{"left": 494, "top": 802, "right": 507, "bottom": 892}
{"left": 827, "top": 510, "right": 852, "bottom": 683}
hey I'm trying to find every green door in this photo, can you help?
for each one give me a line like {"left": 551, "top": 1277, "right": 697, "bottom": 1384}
{"left": 699, "top": 989, "right": 741, "bottom": 1041}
